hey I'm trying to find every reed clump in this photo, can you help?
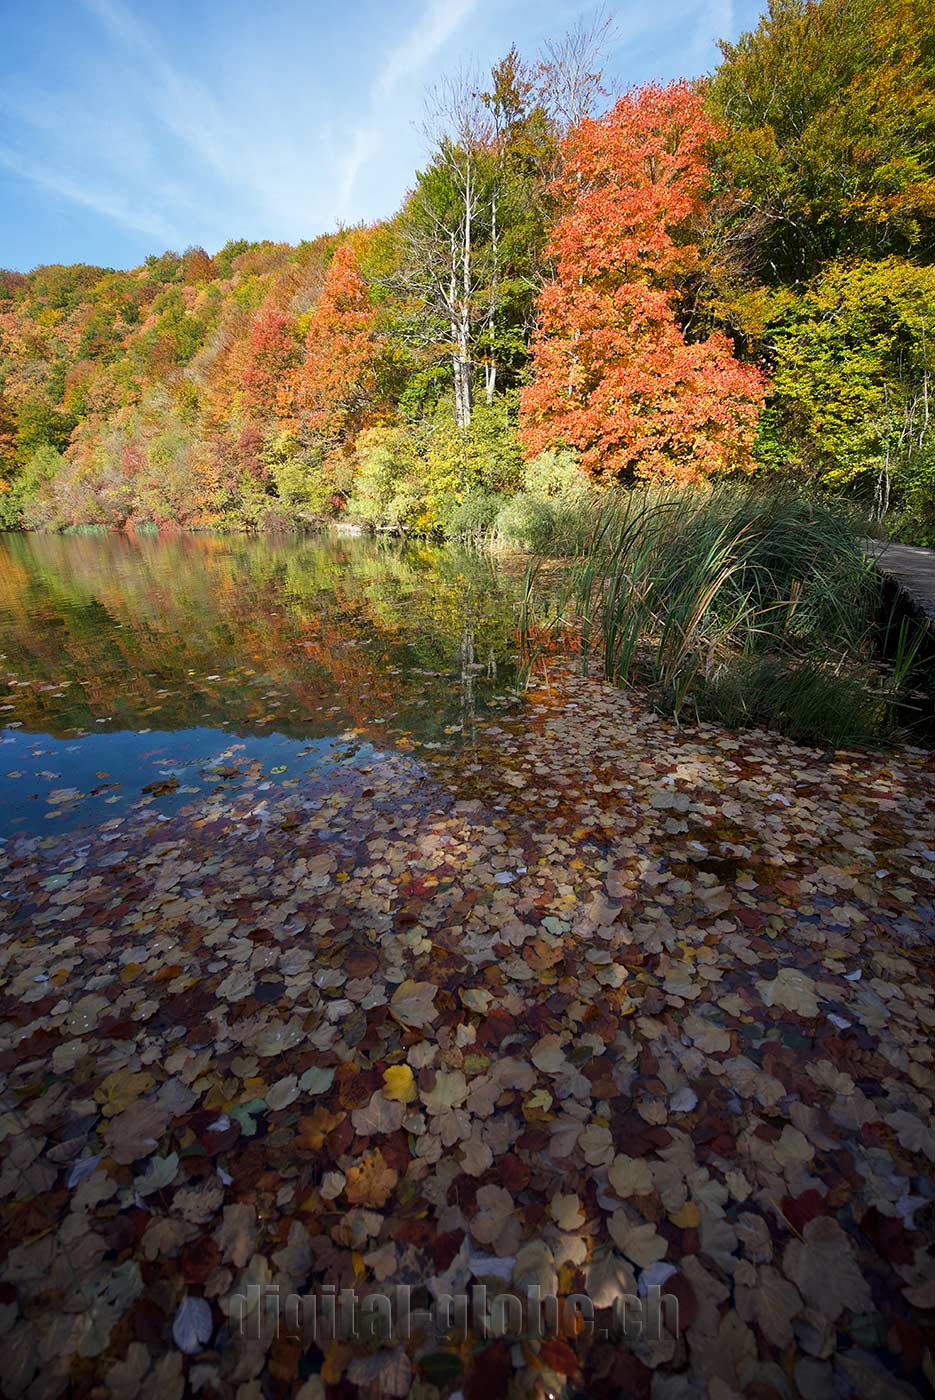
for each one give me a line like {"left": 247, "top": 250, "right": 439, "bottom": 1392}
{"left": 522, "top": 486, "right": 899, "bottom": 746}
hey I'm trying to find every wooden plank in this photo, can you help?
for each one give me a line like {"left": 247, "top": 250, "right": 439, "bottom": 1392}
{"left": 873, "top": 542, "right": 935, "bottom": 626}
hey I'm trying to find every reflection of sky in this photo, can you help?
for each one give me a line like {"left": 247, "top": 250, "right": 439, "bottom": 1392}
{"left": 0, "top": 726, "right": 387, "bottom": 837}
{"left": 0, "top": 534, "right": 523, "bottom": 839}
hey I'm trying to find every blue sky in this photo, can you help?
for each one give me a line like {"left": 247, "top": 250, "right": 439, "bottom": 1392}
{"left": 0, "top": 0, "right": 765, "bottom": 273}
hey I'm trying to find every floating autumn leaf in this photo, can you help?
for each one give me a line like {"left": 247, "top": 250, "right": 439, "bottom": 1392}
{"left": 96, "top": 1070, "right": 155, "bottom": 1117}
{"left": 298, "top": 1065, "right": 335, "bottom": 1095}
{"left": 585, "top": 1250, "right": 637, "bottom": 1308}
{"left": 344, "top": 1149, "right": 398, "bottom": 1207}
{"left": 141, "top": 1217, "right": 197, "bottom": 1262}
{"left": 579, "top": 1123, "right": 615, "bottom": 1167}
{"left": 460, "top": 1137, "right": 494, "bottom": 1176}
{"left": 491, "top": 1057, "right": 535, "bottom": 1092}
{"left": 531, "top": 1035, "right": 568, "bottom": 1074}
{"left": 524, "top": 1086, "right": 553, "bottom": 1116}
{"left": 608, "top": 1213, "right": 668, "bottom": 1268}
{"left": 723, "top": 1056, "right": 786, "bottom": 1109}
{"left": 550, "top": 1194, "right": 586, "bottom": 1231}
{"left": 135, "top": 1152, "right": 179, "bottom": 1197}
{"left": 608, "top": 1153, "right": 653, "bottom": 1198}
{"left": 903, "top": 1279, "right": 935, "bottom": 1309}
{"left": 347, "top": 1348, "right": 411, "bottom": 1398}
{"left": 214, "top": 1204, "right": 257, "bottom": 1268}
{"left": 422, "top": 1069, "right": 468, "bottom": 1115}
{"left": 295, "top": 1105, "right": 346, "bottom": 1151}
{"left": 63, "top": 994, "right": 109, "bottom": 1036}
{"left": 774, "top": 1125, "right": 815, "bottom": 1171}
{"left": 381, "top": 1064, "right": 416, "bottom": 1103}
{"left": 106, "top": 1101, "right": 170, "bottom": 1165}
{"left": 106, "top": 1343, "right": 151, "bottom": 1400}
{"left": 736, "top": 1264, "right": 803, "bottom": 1347}
{"left": 323, "top": 1170, "right": 348, "bottom": 1204}
{"left": 351, "top": 1092, "right": 405, "bottom": 1136}
{"left": 266, "top": 1074, "right": 299, "bottom": 1111}
{"left": 682, "top": 1014, "right": 731, "bottom": 1054}
{"left": 757, "top": 967, "right": 820, "bottom": 1018}
{"left": 174, "top": 1179, "right": 224, "bottom": 1225}
{"left": 389, "top": 980, "right": 439, "bottom": 1029}
{"left": 172, "top": 1296, "right": 212, "bottom": 1355}
{"left": 253, "top": 1016, "right": 306, "bottom": 1058}
{"left": 885, "top": 1109, "right": 935, "bottom": 1161}
{"left": 461, "top": 988, "right": 493, "bottom": 1013}
{"left": 472, "top": 1184, "right": 520, "bottom": 1255}
{"left": 783, "top": 1217, "right": 873, "bottom": 1320}
{"left": 669, "top": 1085, "right": 698, "bottom": 1113}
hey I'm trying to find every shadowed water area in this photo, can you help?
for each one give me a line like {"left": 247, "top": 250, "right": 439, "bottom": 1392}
{"left": 0, "top": 532, "right": 525, "bottom": 837}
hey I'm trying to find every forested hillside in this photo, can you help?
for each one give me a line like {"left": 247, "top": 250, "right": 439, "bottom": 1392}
{"left": 1, "top": 0, "right": 933, "bottom": 541}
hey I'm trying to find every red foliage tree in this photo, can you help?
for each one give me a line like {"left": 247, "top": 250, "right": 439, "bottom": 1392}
{"left": 520, "top": 81, "right": 767, "bottom": 485}
{"left": 284, "top": 244, "right": 379, "bottom": 444}
{"left": 240, "top": 302, "right": 300, "bottom": 421}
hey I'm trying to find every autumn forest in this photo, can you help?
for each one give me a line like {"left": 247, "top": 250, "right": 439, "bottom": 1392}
{"left": 2, "top": 0, "right": 934, "bottom": 544}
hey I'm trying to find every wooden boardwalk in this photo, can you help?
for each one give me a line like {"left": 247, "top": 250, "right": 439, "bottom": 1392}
{"left": 873, "top": 542, "right": 935, "bottom": 626}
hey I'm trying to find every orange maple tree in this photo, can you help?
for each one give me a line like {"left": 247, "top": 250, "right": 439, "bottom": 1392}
{"left": 283, "top": 244, "right": 379, "bottom": 444}
{"left": 520, "top": 81, "right": 768, "bottom": 485}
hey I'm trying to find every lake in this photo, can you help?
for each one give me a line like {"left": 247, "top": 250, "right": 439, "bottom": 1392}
{"left": 0, "top": 532, "right": 525, "bottom": 838}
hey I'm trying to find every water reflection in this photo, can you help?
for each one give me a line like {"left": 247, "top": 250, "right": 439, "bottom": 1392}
{"left": 0, "top": 532, "right": 524, "bottom": 835}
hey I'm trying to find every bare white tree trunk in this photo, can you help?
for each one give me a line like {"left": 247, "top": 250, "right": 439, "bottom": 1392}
{"left": 485, "top": 184, "right": 498, "bottom": 405}
{"left": 458, "top": 153, "right": 474, "bottom": 430}
{"left": 449, "top": 230, "right": 467, "bottom": 431}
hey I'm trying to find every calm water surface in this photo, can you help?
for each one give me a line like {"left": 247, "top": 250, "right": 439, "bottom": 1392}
{"left": 0, "top": 533, "right": 525, "bottom": 837}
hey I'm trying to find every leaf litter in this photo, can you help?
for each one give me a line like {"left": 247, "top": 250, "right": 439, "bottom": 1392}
{"left": 1, "top": 665, "right": 935, "bottom": 1398}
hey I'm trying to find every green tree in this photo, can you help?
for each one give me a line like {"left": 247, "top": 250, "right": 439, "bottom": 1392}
{"left": 708, "top": 0, "right": 935, "bottom": 285}
{"left": 14, "top": 397, "right": 74, "bottom": 461}
{"left": 758, "top": 257, "right": 935, "bottom": 517}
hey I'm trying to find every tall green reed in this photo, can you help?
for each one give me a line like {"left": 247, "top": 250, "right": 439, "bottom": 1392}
{"left": 522, "top": 484, "right": 891, "bottom": 744}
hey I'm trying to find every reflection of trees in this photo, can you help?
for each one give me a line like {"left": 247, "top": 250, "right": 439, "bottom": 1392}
{"left": 0, "top": 535, "right": 522, "bottom": 747}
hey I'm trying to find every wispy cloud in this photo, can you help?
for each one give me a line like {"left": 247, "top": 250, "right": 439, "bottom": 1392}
{"left": 0, "top": 141, "right": 181, "bottom": 245}
{"left": 335, "top": 125, "right": 384, "bottom": 218}
{"left": 377, "top": 0, "right": 479, "bottom": 96}
{"left": 0, "top": 0, "right": 762, "bottom": 269}
{"left": 332, "top": 0, "right": 479, "bottom": 216}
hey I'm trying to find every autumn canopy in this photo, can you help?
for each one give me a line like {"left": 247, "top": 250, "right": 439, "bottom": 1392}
{"left": 520, "top": 84, "right": 768, "bottom": 485}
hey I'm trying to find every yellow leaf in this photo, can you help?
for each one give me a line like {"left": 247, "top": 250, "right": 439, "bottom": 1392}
{"left": 96, "top": 1070, "right": 154, "bottom": 1117}
{"left": 321, "top": 1343, "right": 352, "bottom": 1384}
{"left": 382, "top": 1064, "right": 417, "bottom": 1103}
{"left": 671, "top": 1200, "right": 701, "bottom": 1228}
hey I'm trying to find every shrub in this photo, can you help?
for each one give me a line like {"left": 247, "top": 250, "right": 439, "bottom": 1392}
{"left": 348, "top": 425, "right": 425, "bottom": 532}
{"left": 0, "top": 444, "right": 63, "bottom": 528}
{"left": 265, "top": 433, "right": 347, "bottom": 519}
{"left": 443, "top": 490, "right": 506, "bottom": 540}
{"left": 522, "top": 447, "right": 587, "bottom": 499}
